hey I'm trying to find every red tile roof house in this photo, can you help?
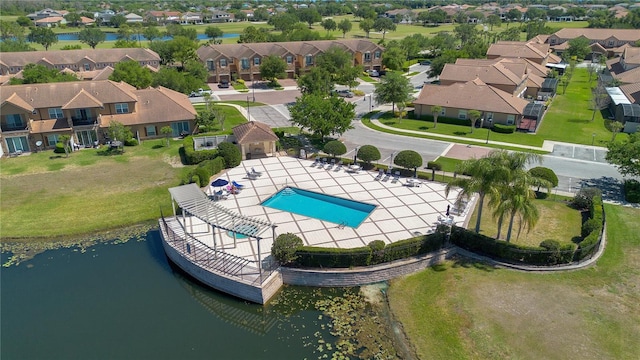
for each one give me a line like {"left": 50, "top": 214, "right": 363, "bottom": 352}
{"left": 197, "top": 39, "right": 384, "bottom": 83}
{"left": 413, "top": 78, "right": 530, "bottom": 128}
{"left": 0, "top": 48, "right": 161, "bottom": 79}
{"left": 0, "top": 80, "right": 196, "bottom": 156}
{"left": 547, "top": 28, "right": 640, "bottom": 51}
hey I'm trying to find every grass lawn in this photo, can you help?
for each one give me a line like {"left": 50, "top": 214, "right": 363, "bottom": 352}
{"left": 389, "top": 204, "right": 640, "bottom": 360}
{"left": 362, "top": 117, "right": 548, "bottom": 154}
{"left": 0, "top": 139, "right": 190, "bottom": 239}
{"left": 539, "top": 67, "right": 628, "bottom": 146}
{"left": 193, "top": 104, "right": 247, "bottom": 133}
{"left": 377, "top": 114, "right": 545, "bottom": 148}
{"left": 433, "top": 156, "right": 462, "bottom": 173}
{"left": 467, "top": 197, "right": 582, "bottom": 246}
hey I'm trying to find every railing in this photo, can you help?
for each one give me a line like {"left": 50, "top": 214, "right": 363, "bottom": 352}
{"left": 160, "top": 215, "right": 277, "bottom": 286}
{"left": 71, "top": 117, "right": 97, "bottom": 126}
{"left": 1, "top": 124, "right": 28, "bottom": 132}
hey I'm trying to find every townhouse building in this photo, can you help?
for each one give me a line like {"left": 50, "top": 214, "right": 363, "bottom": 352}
{"left": 1, "top": 81, "right": 196, "bottom": 156}
{"left": 197, "top": 39, "right": 384, "bottom": 83}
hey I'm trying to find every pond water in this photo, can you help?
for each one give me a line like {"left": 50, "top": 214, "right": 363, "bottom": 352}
{"left": 56, "top": 33, "right": 239, "bottom": 41}
{"left": 0, "top": 231, "right": 400, "bottom": 359}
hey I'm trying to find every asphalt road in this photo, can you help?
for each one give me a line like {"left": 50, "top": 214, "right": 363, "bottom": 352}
{"left": 201, "top": 67, "right": 626, "bottom": 199}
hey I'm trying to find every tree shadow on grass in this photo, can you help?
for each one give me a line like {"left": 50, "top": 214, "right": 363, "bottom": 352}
{"left": 453, "top": 131, "right": 468, "bottom": 136}
{"left": 418, "top": 126, "right": 429, "bottom": 130}
{"left": 152, "top": 144, "right": 164, "bottom": 149}
{"left": 96, "top": 148, "right": 123, "bottom": 156}
{"left": 381, "top": 121, "right": 398, "bottom": 126}
{"left": 567, "top": 118, "right": 590, "bottom": 123}
{"left": 450, "top": 256, "right": 497, "bottom": 272}
{"left": 578, "top": 176, "right": 624, "bottom": 202}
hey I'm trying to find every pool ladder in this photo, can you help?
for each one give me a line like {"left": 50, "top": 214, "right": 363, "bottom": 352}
{"left": 338, "top": 220, "right": 347, "bottom": 229}
{"left": 281, "top": 188, "right": 295, "bottom": 196}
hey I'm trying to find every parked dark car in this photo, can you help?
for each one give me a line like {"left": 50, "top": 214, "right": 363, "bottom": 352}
{"left": 419, "top": 60, "right": 431, "bottom": 65}
{"left": 218, "top": 80, "right": 230, "bottom": 88}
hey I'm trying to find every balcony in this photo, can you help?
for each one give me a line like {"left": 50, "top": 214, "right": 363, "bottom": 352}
{"left": 71, "top": 117, "right": 97, "bottom": 126}
{"left": 1, "top": 124, "right": 28, "bottom": 133}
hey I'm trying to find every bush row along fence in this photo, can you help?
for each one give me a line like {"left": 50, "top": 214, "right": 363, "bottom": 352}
{"left": 290, "top": 232, "right": 446, "bottom": 268}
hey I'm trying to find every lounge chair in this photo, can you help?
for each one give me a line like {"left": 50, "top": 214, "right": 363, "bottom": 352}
{"left": 246, "top": 171, "right": 258, "bottom": 180}
{"left": 310, "top": 159, "right": 319, "bottom": 167}
{"left": 251, "top": 167, "right": 262, "bottom": 176}
{"left": 391, "top": 171, "right": 401, "bottom": 183}
{"left": 374, "top": 169, "right": 383, "bottom": 181}
{"left": 381, "top": 173, "right": 390, "bottom": 182}
{"left": 325, "top": 162, "right": 334, "bottom": 170}
{"left": 232, "top": 180, "right": 245, "bottom": 189}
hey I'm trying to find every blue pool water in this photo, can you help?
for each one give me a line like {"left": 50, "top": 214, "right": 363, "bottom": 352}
{"left": 261, "top": 187, "right": 376, "bottom": 228}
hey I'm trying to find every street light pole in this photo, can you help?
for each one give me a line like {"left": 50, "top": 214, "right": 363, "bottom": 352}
{"left": 354, "top": 146, "right": 359, "bottom": 164}
{"left": 252, "top": 80, "right": 255, "bottom": 102}
{"left": 247, "top": 96, "right": 250, "bottom": 121}
{"left": 592, "top": 133, "right": 596, "bottom": 146}
{"left": 485, "top": 119, "right": 493, "bottom": 144}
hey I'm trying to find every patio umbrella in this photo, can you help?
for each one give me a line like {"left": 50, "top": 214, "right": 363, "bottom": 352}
{"left": 211, "top": 178, "right": 229, "bottom": 191}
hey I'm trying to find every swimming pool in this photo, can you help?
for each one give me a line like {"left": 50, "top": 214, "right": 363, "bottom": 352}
{"left": 261, "top": 187, "right": 376, "bottom": 228}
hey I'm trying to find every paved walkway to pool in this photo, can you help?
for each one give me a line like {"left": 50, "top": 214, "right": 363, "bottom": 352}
{"left": 178, "top": 156, "right": 471, "bottom": 264}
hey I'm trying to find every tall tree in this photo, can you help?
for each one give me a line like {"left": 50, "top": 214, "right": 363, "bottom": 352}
{"left": 106, "top": 120, "right": 133, "bottom": 152}
{"left": 143, "top": 25, "right": 161, "bottom": 44}
{"left": 446, "top": 155, "right": 507, "bottom": 233}
{"left": 359, "top": 18, "right": 374, "bottom": 38}
{"left": 454, "top": 23, "right": 478, "bottom": 46}
{"left": 297, "top": 67, "right": 334, "bottom": 95}
{"left": 606, "top": 133, "right": 640, "bottom": 177}
{"left": 289, "top": 93, "right": 355, "bottom": 140}
{"left": 205, "top": 26, "right": 223, "bottom": 44}
{"left": 9, "top": 63, "right": 78, "bottom": 85}
{"left": 431, "top": 105, "right": 442, "bottom": 128}
{"left": 58, "top": 135, "right": 71, "bottom": 158}
{"left": 321, "top": 18, "right": 337, "bottom": 35}
{"left": 468, "top": 110, "right": 482, "bottom": 134}
{"left": 109, "top": 60, "right": 153, "bottom": 89}
{"left": 564, "top": 37, "right": 591, "bottom": 61}
{"left": 78, "top": 27, "right": 106, "bottom": 49}
{"left": 260, "top": 55, "right": 287, "bottom": 86}
{"left": 506, "top": 9, "right": 522, "bottom": 25}
{"left": 298, "top": 8, "right": 321, "bottom": 28}
{"left": 486, "top": 14, "right": 502, "bottom": 31}
{"left": 110, "top": 14, "right": 127, "bottom": 28}
{"left": 64, "top": 12, "right": 82, "bottom": 27}
{"left": 382, "top": 46, "right": 406, "bottom": 71}
{"left": 374, "top": 71, "right": 413, "bottom": 113}
{"left": 373, "top": 17, "right": 396, "bottom": 40}
{"left": 27, "top": 27, "right": 58, "bottom": 50}
{"left": 337, "top": 19, "right": 352, "bottom": 38}
{"left": 268, "top": 13, "right": 299, "bottom": 33}
{"left": 316, "top": 46, "right": 361, "bottom": 87}
{"left": 0, "top": 20, "right": 26, "bottom": 41}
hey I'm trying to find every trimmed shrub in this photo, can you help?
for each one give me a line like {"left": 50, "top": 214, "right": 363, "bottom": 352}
{"left": 357, "top": 145, "right": 381, "bottom": 164}
{"left": 323, "top": 140, "right": 347, "bottom": 158}
{"left": 576, "top": 230, "right": 600, "bottom": 261}
{"left": 529, "top": 167, "right": 559, "bottom": 188}
{"left": 197, "top": 157, "right": 225, "bottom": 177}
{"left": 124, "top": 138, "right": 138, "bottom": 146}
{"left": 581, "top": 218, "right": 600, "bottom": 238}
{"left": 426, "top": 161, "right": 442, "bottom": 171}
{"left": 368, "top": 240, "right": 386, "bottom": 264}
{"left": 394, "top": 150, "right": 422, "bottom": 170}
{"left": 183, "top": 136, "right": 218, "bottom": 165}
{"left": 54, "top": 142, "right": 66, "bottom": 154}
{"left": 492, "top": 124, "right": 516, "bottom": 133}
{"left": 217, "top": 142, "right": 241, "bottom": 168}
{"left": 191, "top": 167, "right": 211, "bottom": 187}
{"left": 382, "top": 233, "right": 444, "bottom": 263}
{"left": 272, "top": 233, "right": 304, "bottom": 265}
{"left": 624, "top": 179, "right": 640, "bottom": 203}
{"left": 571, "top": 187, "right": 602, "bottom": 210}
{"left": 539, "top": 239, "right": 560, "bottom": 251}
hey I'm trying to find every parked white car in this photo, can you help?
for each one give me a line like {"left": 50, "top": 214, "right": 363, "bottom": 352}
{"left": 189, "top": 88, "right": 213, "bottom": 97}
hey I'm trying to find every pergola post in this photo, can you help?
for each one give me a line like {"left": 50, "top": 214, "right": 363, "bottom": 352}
{"left": 257, "top": 237, "right": 262, "bottom": 282}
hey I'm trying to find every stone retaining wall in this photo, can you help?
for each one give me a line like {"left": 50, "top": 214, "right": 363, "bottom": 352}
{"left": 280, "top": 247, "right": 457, "bottom": 287}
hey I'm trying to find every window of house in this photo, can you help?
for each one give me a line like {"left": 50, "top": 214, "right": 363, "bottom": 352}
{"left": 48, "top": 108, "right": 64, "bottom": 119}
{"left": 207, "top": 59, "right": 215, "bottom": 70}
{"left": 439, "top": 107, "right": 446, "bottom": 116}
{"left": 46, "top": 134, "right": 59, "bottom": 146}
{"left": 550, "top": 38, "right": 556, "bottom": 44}
{"left": 608, "top": 40, "right": 614, "bottom": 47}
{"left": 458, "top": 110, "right": 467, "bottom": 119}
{"left": 6, "top": 114, "right": 23, "bottom": 128}
{"left": 286, "top": 55, "right": 293, "bottom": 64}
{"left": 364, "top": 52, "right": 371, "bottom": 62}
{"left": 374, "top": 51, "right": 381, "bottom": 59}
{"left": 254, "top": 57, "right": 260, "bottom": 66}
{"left": 146, "top": 125, "right": 156, "bottom": 136}
{"left": 115, "top": 103, "right": 129, "bottom": 114}
{"left": 305, "top": 55, "right": 313, "bottom": 66}
{"left": 506, "top": 115, "right": 515, "bottom": 125}
{"left": 241, "top": 58, "right": 249, "bottom": 70}
{"left": 220, "top": 58, "right": 227, "bottom": 67}
{"left": 84, "top": 63, "right": 90, "bottom": 71}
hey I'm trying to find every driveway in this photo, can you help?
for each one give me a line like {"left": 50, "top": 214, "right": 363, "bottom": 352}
{"left": 248, "top": 105, "right": 292, "bottom": 128}
{"left": 549, "top": 143, "right": 608, "bottom": 163}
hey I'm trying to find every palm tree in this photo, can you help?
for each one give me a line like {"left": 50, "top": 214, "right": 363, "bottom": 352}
{"left": 488, "top": 151, "right": 551, "bottom": 241}
{"left": 431, "top": 105, "right": 442, "bottom": 128}
{"left": 445, "top": 154, "right": 507, "bottom": 233}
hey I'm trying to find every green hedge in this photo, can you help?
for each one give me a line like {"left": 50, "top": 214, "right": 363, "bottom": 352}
{"left": 492, "top": 124, "right": 516, "bottom": 134}
{"left": 451, "top": 227, "right": 576, "bottom": 265}
{"left": 294, "top": 246, "right": 372, "bottom": 268}
{"left": 180, "top": 157, "right": 225, "bottom": 188}
{"left": 576, "top": 195, "right": 604, "bottom": 260}
{"left": 290, "top": 233, "right": 444, "bottom": 268}
{"left": 183, "top": 136, "right": 218, "bottom": 165}
{"left": 217, "top": 142, "right": 242, "bottom": 168}
{"left": 624, "top": 179, "right": 640, "bottom": 203}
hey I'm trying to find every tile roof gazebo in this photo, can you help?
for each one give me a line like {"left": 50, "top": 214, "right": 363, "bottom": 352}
{"left": 232, "top": 121, "right": 279, "bottom": 160}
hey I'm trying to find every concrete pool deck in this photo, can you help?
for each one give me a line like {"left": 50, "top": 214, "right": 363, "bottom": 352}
{"left": 177, "top": 156, "right": 471, "bottom": 264}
